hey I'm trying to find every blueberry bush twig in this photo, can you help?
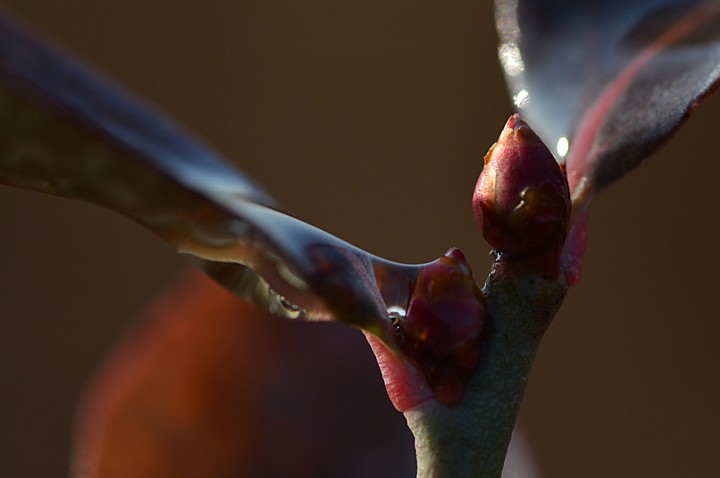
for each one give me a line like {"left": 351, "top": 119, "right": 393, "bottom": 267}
{"left": 2, "top": 1, "right": 720, "bottom": 476}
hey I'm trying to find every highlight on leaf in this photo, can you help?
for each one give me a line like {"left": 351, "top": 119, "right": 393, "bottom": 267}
{"left": 0, "top": 11, "right": 481, "bottom": 347}
{"left": 496, "top": 0, "right": 720, "bottom": 203}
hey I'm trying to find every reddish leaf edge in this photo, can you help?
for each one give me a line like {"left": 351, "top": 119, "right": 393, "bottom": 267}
{"left": 559, "top": 1, "right": 720, "bottom": 286}
{"left": 567, "top": 0, "right": 720, "bottom": 205}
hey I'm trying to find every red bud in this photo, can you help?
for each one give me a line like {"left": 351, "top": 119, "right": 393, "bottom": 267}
{"left": 473, "top": 115, "right": 570, "bottom": 258}
{"left": 365, "top": 248, "right": 486, "bottom": 410}
{"left": 398, "top": 247, "right": 486, "bottom": 407}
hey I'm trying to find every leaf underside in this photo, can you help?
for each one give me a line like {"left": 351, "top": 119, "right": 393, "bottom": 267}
{"left": 496, "top": 0, "right": 720, "bottom": 200}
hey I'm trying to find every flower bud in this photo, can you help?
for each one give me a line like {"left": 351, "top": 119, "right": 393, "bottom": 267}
{"left": 473, "top": 115, "right": 570, "bottom": 257}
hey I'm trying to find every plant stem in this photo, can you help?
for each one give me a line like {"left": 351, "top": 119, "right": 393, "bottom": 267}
{"left": 404, "top": 260, "right": 567, "bottom": 477}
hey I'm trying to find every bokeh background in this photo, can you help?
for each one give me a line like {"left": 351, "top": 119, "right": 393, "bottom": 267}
{"left": 1, "top": 1, "right": 719, "bottom": 476}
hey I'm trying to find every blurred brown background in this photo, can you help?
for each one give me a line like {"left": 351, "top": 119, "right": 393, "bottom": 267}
{"left": 1, "top": 1, "right": 719, "bottom": 476}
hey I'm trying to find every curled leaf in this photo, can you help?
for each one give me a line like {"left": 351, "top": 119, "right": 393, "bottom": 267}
{"left": 0, "top": 12, "right": 457, "bottom": 341}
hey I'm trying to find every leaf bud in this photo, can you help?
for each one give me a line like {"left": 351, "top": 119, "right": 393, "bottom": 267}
{"left": 473, "top": 115, "right": 570, "bottom": 258}
{"left": 365, "top": 248, "right": 487, "bottom": 410}
{"left": 399, "top": 247, "right": 486, "bottom": 406}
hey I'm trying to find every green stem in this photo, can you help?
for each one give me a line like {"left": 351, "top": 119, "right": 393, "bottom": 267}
{"left": 404, "top": 260, "right": 567, "bottom": 477}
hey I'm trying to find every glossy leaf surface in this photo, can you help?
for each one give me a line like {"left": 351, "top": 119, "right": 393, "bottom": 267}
{"left": 496, "top": 0, "right": 720, "bottom": 200}
{"left": 0, "top": 12, "right": 437, "bottom": 339}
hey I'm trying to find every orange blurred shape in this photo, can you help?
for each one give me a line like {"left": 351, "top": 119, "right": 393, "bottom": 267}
{"left": 72, "top": 272, "right": 414, "bottom": 478}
